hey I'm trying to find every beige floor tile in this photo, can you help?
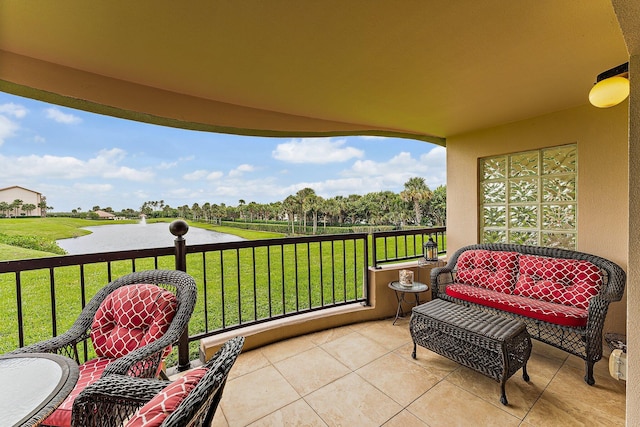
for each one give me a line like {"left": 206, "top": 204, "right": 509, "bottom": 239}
{"left": 220, "top": 365, "right": 300, "bottom": 427}
{"left": 394, "top": 342, "right": 461, "bottom": 379}
{"left": 305, "top": 373, "right": 403, "bottom": 427}
{"left": 445, "top": 366, "right": 539, "bottom": 419}
{"left": 274, "top": 346, "right": 350, "bottom": 396}
{"left": 356, "top": 352, "right": 440, "bottom": 406}
{"left": 356, "top": 319, "right": 413, "bottom": 350}
{"left": 211, "top": 407, "right": 229, "bottom": 427}
{"left": 307, "top": 325, "right": 354, "bottom": 346}
{"left": 523, "top": 363, "right": 626, "bottom": 427}
{"left": 321, "top": 331, "right": 389, "bottom": 370}
{"left": 524, "top": 350, "right": 564, "bottom": 386}
{"left": 563, "top": 353, "right": 612, "bottom": 382}
{"left": 407, "top": 381, "right": 521, "bottom": 427}
{"left": 204, "top": 321, "right": 625, "bottom": 427}
{"left": 260, "top": 335, "right": 317, "bottom": 363}
{"left": 382, "top": 409, "right": 429, "bottom": 427}
{"left": 247, "top": 399, "right": 328, "bottom": 427}
{"left": 228, "top": 348, "right": 271, "bottom": 380}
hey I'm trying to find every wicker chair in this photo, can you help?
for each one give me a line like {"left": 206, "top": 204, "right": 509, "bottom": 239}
{"left": 10, "top": 269, "right": 198, "bottom": 427}
{"left": 72, "top": 336, "right": 244, "bottom": 427}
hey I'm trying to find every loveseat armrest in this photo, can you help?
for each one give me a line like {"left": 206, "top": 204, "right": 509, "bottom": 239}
{"left": 430, "top": 265, "right": 455, "bottom": 300}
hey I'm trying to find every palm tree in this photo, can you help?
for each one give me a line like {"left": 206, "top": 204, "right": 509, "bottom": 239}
{"left": 11, "top": 199, "right": 23, "bottom": 217}
{"left": 428, "top": 185, "right": 447, "bottom": 226}
{"left": 296, "top": 188, "right": 317, "bottom": 233}
{"left": 400, "top": 177, "right": 432, "bottom": 225}
{"left": 38, "top": 197, "right": 49, "bottom": 217}
{"left": 22, "top": 203, "right": 36, "bottom": 216}
{"left": 0, "top": 201, "right": 10, "bottom": 217}
{"left": 282, "top": 195, "right": 298, "bottom": 234}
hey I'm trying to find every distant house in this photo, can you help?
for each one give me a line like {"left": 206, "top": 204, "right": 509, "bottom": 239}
{"left": 94, "top": 210, "right": 116, "bottom": 220}
{"left": 0, "top": 186, "right": 43, "bottom": 217}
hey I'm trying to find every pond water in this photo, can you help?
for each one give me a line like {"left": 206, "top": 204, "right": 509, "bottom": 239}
{"left": 57, "top": 222, "right": 244, "bottom": 254}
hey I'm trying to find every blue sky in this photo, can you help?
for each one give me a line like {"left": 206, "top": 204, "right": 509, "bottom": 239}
{"left": 0, "top": 92, "right": 446, "bottom": 212}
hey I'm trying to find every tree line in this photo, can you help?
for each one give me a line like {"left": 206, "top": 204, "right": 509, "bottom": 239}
{"left": 60, "top": 177, "right": 446, "bottom": 230}
{"left": 0, "top": 198, "right": 52, "bottom": 218}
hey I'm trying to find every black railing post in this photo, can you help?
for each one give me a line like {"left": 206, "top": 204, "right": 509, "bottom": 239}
{"left": 170, "top": 220, "right": 191, "bottom": 371}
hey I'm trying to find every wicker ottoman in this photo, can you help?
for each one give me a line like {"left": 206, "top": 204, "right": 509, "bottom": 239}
{"left": 410, "top": 299, "right": 531, "bottom": 405}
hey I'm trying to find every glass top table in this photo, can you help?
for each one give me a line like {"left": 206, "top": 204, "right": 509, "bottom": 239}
{"left": 0, "top": 353, "right": 79, "bottom": 427}
{"left": 388, "top": 281, "right": 429, "bottom": 325}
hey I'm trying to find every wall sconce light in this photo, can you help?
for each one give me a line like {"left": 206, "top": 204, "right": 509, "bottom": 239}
{"left": 589, "top": 62, "right": 629, "bottom": 108}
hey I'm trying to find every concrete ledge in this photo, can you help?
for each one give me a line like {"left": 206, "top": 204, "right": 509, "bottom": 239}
{"left": 198, "top": 260, "right": 439, "bottom": 362}
{"left": 199, "top": 304, "right": 382, "bottom": 362}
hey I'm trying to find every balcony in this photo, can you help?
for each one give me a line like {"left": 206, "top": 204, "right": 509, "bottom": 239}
{"left": 0, "top": 225, "right": 627, "bottom": 425}
{"left": 209, "top": 317, "right": 626, "bottom": 426}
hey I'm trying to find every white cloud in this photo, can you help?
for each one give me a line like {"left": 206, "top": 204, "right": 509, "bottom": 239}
{"left": 358, "top": 135, "right": 387, "bottom": 140}
{"left": 33, "top": 135, "right": 46, "bottom": 143}
{"left": 183, "top": 170, "right": 224, "bottom": 181}
{"left": 0, "top": 103, "right": 28, "bottom": 118}
{"left": 157, "top": 161, "right": 177, "bottom": 170}
{"left": 73, "top": 183, "right": 113, "bottom": 192}
{"left": 0, "top": 148, "right": 154, "bottom": 182}
{"left": 45, "top": 107, "right": 81, "bottom": 124}
{"left": 0, "top": 115, "right": 19, "bottom": 146}
{"left": 206, "top": 171, "right": 224, "bottom": 180}
{"left": 183, "top": 170, "right": 210, "bottom": 181}
{"left": 228, "top": 164, "right": 255, "bottom": 177}
{"left": 272, "top": 138, "right": 364, "bottom": 164}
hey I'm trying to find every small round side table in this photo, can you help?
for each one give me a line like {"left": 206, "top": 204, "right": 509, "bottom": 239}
{"left": 388, "top": 281, "right": 428, "bottom": 325}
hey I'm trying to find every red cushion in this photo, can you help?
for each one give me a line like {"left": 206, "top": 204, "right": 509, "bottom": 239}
{"left": 513, "top": 255, "right": 602, "bottom": 309}
{"left": 456, "top": 250, "right": 519, "bottom": 294}
{"left": 91, "top": 284, "right": 178, "bottom": 359}
{"left": 125, "top": 368, "right": 208, "bottom": 427}
{"left": 446, "top": 283, "right": 589, "bottom": 328}
{"left": 43, "top": 358, "right": 111, "bottom": 427}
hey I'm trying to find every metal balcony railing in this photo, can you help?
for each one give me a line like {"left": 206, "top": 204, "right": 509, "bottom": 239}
{"left": 371, "top": 226, "right": 446, "bottom": 268}
{"left": 0, "top": 222, "right": 444, "bottom": 369}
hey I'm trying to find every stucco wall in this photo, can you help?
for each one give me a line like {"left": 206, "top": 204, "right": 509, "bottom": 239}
{"left": 446, "top": 103, "right": 629, "bottom": 337}
{"left": 626, "top": 54, "right": 639, "bottom": 425}
{"left": 0, "top": 186, "right": 42, "bottom": 217}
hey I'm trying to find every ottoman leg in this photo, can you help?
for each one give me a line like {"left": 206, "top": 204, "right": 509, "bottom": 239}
{"left": 500, "top": 381, "right": 508, "bottom": 406}
{"left": 523, "top": 364, "right": 530, "bottom": 382}
{"left": 412, "top": 341, "right": 417, "bottom": 359}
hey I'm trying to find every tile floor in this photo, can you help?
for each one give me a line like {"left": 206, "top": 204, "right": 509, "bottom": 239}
{"left": 210, "top": 317, "right": 626, "bottom": 427}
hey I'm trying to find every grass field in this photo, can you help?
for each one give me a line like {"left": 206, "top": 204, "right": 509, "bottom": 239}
{"left": 0, "top": 218, "right": 423, "bottom": 365}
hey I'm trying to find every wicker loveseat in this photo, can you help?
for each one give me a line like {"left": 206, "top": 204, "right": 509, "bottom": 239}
{"left": 431, "top": 243, "right": 626, "bottom": 385}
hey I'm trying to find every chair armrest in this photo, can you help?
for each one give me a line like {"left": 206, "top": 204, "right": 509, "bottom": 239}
{"left": 9, "top": 328, "right": 90, "bottom": 363}
{"left": 72, "top": 374, "right": 169, "bottom": 427}
{"left": 101, "top": 345, "right": 166, "bottom": 378}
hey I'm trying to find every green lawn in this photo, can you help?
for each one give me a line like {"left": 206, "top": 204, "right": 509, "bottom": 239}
{"left": 0, "top": 217, "right": 425, "bottom": 365}
{"left": 0, "top": 217, "right": 289, "bottom": 361}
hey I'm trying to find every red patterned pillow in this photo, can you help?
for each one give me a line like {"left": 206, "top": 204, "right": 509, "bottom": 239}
{"left": 513, "top": 255, "right": 602, "bottom": 309}
{"left": 91, "top": 284, "right": 178, "bottom": 359}
{"left": 456, "top": 250, "right": 519, "bottom": 293}
{"left": 125, "top": 368, "right": 208, "bottom": 427}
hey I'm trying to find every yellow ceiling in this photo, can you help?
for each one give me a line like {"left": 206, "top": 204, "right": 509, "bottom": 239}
{"left": 0, "top": 0, "right": 630, "bottom": 144}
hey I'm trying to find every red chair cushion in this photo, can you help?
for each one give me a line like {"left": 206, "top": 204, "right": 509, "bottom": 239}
{"left": 125, "top": 368, "right": 209, "bottom": 427}
{"left": 91, "top": 284, "right": 178, "bottom": 359}
{"left": 455, "top": 250, "right": 519, "bottom": 294}
{"left": 513, "top": 255, "right": 602, "bottom": 309}
{"left": 446, "top": 283, "right": 589, "bottom": 327}
{"left": 43, "top": 357, "right": 111, "bottom": 427}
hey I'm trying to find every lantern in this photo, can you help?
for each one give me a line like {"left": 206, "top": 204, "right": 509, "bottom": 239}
{"left": 423, "top": 237, "right": 438, "bottom": 262}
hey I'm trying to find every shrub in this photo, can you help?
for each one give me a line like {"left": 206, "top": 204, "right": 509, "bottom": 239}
{"left": 0, "top": 233, "right": 66, "bottom": 255}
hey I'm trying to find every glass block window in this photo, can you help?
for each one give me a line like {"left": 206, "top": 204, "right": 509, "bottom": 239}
{"left": 479, "top": 144, "right": 577, "bottom": 250}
